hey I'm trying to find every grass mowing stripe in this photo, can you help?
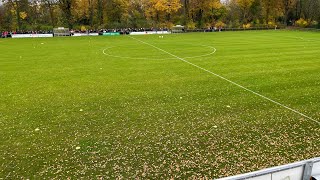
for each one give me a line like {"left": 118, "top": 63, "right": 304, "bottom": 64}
{"left": 129, "top": 35, "right": 320, "bottom": 126}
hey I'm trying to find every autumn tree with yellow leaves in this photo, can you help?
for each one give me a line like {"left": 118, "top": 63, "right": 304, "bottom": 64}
{"left": 144, "top": 0, "right": 182, "bottom": 28}
{"left": 0, "top": 0, "right": 320, "bottom": 30}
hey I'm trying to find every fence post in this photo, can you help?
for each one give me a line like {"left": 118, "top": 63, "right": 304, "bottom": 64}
{"left": 303, "top": 161, "right": 314, "bottom": 180}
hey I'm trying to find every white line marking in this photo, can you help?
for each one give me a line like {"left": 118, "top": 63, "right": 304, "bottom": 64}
{"left": 129, "top": 36, "right": 320, "bottom": 125}
{"left": 102, "top": 45, "right": 216, "bottom": 60}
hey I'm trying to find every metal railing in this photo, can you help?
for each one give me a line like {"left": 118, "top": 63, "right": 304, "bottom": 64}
{"left": 218, "top": 157, "right": 320, "bottom": 180}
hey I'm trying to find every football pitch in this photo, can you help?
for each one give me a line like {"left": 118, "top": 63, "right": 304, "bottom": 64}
{"left": 0, "top": 30, "right": 319, "bottom": 178}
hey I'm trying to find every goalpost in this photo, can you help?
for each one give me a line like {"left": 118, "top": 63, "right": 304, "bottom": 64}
{"left": 53, "top": 27, "right": 70, "bottom": 37}
{"left": 172, "top": 25, "right": 185, "bottom": 33}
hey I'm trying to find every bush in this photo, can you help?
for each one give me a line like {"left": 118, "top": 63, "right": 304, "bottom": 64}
{"left": 295, "top": 18, "right": 308, "bottom": 28}
{"left": 252, "top": 19, "right": 261, "bottom": 27}
{"left": 205, "top": 23, "right": 212, "bottom": 29}
{"left": 235, "top": 21, "right": 241, "bottom": 28}
{"left": 228, "top": 20, "right": 240, "bottom": 28}
{"left": 186, "top": 21, "right": 196, "bottom": 30}
{"left": 215, "top": 21, "right": 226, "bottom": 28}
{"left": 267, "top": 21, "right": 275, "bottom": 27}
{"left": 80, "top": 25, "right": 87, "bottom": 31}
{"left": 309, "top": 20, "right": 318, "bottom": 28}
{"left": 165, "top": 22, "right": 174, "bottom": 29}
{"left": 242, "top": 23, "right": 251, "bottom": 29}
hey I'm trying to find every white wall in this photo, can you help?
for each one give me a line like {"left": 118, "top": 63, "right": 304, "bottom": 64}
{"left": 12, "top": 34, "right": 53, "bottom": 38}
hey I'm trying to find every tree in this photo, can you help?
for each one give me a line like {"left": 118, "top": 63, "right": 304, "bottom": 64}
{"left": 0, "top": 0, "right": 319, "bottom": 30}
{"left": 42, "top": 0, "right": 58, "bottom": 27}
{"left": 281, "top": 0, "right": 297, "bottom": 25}
{"left": 224, "top": 0, "right": 241, "bottom": 27}
{"left": 59, "top": 0, "right": 74, "bottom": 28}
{"left": 204, "top": 0, "right": 225, "bottom": 26}
{"left": 105, "top": 0, "right": 129, "bottom": 28}
{"left": 236, "top": 0, "right": 254, "bottom": 23}
{"left": 128, "top": 0, "right": 147, "bottom": 28}
{"left": 96, "top": 0, "right": 104, "bottom": 25}
{"left": 301, "top": 0, "right": 320, "bottom": 21}
{"left": 260, "top": 0, "right": 279, "bottom": 24}
{"left": 183, "top": 0, "right": 189, "bottom": 24}
{"left": 249, "top": 0, "right": 262, "bottom": 25}
{"left": 144, "top": 0, "right": 181, "bottom": 27}
{"left": 0, "top": 5, "right": 4, "bottom": 30}
{"left": 5, "top": 0, "right": 29, "bottom": 30}
{"left": 188, "top": 0, "right": 223, "bottom": 28}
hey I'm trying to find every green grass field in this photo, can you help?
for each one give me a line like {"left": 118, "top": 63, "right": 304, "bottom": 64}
{"left": 1, "top": 30, "right": 320, "bottom": 179}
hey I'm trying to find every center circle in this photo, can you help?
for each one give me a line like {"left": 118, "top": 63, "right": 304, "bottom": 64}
{"left": 102, "top": 44, "right": 216, "bottom": 60}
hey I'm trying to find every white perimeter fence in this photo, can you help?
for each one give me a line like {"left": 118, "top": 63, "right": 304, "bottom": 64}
{"left": 11, "top": 34, "right": 53, "bottom": 38}
{"left": 72, "top": 33, "right": 99, "bottom": 36}
{"left": 219, "top": 157, "right": 320, "bottom": 180}
{"left": 9, "top": 31, "right": 171, "bottom": 38}
{"left": 129, "top": 31, "right": 171, "bottom": 35}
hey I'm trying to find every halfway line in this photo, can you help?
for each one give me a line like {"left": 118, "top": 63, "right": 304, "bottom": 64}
{"left": 128, "top": 36, "right": 320, "bottom": 125}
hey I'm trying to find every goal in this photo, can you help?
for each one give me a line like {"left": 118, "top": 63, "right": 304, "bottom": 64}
{"left": 53, "top": 27, "right": 70, "bottom": 37}
{"left": 172, "top": 25, "right": 185, "bottom": 33}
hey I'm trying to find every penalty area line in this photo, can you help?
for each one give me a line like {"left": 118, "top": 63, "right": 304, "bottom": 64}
{"left": 128, "top": 35, "right": 320, "bottom": 125}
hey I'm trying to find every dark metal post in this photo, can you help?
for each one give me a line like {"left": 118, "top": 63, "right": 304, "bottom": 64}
{"left": 302, "top": 161, "right": 314, "bottom": 180}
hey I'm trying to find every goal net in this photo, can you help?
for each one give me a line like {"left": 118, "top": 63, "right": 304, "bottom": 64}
{"left": 53, "top": 27, "right": 70, "bottom": 37}
{"left": 172, "top": 25, "right": 185, "bottom": 33}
